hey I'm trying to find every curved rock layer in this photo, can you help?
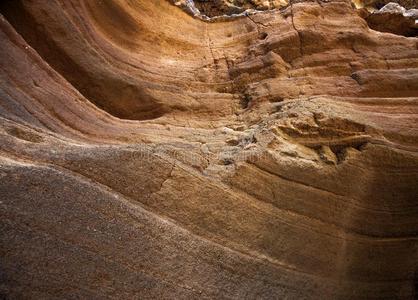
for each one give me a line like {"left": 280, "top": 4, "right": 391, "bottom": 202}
{"left": 0, "top": 0, "right": 418, "bottom": 299}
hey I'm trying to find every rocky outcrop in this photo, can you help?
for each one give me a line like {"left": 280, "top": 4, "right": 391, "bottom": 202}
{"left": 0, "top": 0, "right": 417, "bottom": 299}
{"left": 171, "top": 0, "right": 288, "bottom": 19}
{"left": 361, "top": 2, "right": 418, "bottom": 36}
{"left": 353, "top": 0, "right": 417, "bottom": 9}
{"left": 192, "top": 0, "right": 288, "bottom": 17}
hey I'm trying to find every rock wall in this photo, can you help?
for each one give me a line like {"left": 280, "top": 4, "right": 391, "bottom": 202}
{"left": 0, "top": 0, "right": 417, "bottom": 299}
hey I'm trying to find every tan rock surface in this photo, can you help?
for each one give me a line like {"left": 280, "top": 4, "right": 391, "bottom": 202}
{"left": 0, "top": 0, "right": 418, "bottom": 299}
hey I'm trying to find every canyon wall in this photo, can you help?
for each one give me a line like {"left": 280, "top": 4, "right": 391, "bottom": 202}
{"left": 0, "top": 0, "right": 417, "bottom": 299}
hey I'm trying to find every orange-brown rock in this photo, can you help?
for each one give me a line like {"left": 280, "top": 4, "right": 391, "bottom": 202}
{"left": 0, "top": 0, "right": 418, "bottom": 299}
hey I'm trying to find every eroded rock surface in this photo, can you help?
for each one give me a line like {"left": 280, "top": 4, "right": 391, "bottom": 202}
{"left": 0, "top": 0, "right": 418, "bottom": 299}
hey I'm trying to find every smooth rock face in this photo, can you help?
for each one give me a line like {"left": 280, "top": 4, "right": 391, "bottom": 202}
{"left": 0, "top": 0, "right": 418, "bottom": 299}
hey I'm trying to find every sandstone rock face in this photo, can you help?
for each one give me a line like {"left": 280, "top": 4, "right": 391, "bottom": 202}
{"left": 0, "top": 0, "right": 418, "bottom": 299}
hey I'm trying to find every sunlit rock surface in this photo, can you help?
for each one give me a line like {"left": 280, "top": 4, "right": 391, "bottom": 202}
{"left": 0, "top": 0, "right": 418, "bottom": 299}
{"left": 361, "top": 2, "right": 418, "bottom": 36}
